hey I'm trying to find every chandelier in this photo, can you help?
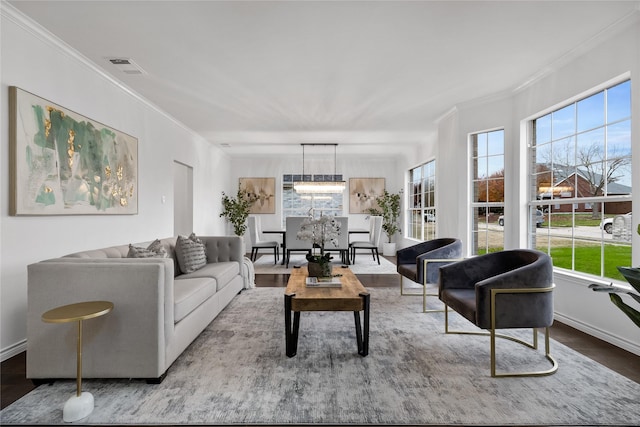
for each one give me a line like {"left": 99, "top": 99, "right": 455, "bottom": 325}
{"left": 293, "top": 144, "right": 346, "bottom": 194}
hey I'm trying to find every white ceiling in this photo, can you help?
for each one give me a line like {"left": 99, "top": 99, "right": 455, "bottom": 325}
{"left": 7, "top": 0, "right": 640, "bottom": 155}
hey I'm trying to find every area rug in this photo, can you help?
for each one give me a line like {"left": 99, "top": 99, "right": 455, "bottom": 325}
{"left": 253, "top": 253, "right": 397, "bottom": 275}
{"left": 2, "top": 288, "right": 640, "bottom": 425}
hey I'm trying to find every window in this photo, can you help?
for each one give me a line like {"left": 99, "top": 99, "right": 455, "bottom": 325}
{"left": 471, "top": 129, "right": 505, "bottom": 255}
{"left": 407, "top": 160, "right": 436, "bottom": 241}
{"left": 529, "top": 80, "right": 632, "bottom": 281}
{"left": 282, "top": 174, "right": 344, "bottom": 227}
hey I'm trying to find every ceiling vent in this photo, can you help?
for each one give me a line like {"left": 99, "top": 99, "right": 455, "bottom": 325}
{"left": 106, "top": 57, "right": 146, "bottom": 75}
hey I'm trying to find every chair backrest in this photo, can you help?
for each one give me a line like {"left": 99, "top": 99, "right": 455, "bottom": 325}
{"left": 333, "top": 217, "right": 349, "bottom": 250}
{"left": 285, "top": 217, "right": 313, "bottom": 250}
{"left": 248, "top": 216, "right": 259, "bottom": 245}
{"left": 439, "top": 249, "right": 553, "bottom": 329}
{"left": 370, "top": 216, "right": 383, "bottom": 246}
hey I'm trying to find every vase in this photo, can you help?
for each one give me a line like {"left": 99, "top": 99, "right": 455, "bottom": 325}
{"left": 382, "top": 242, "right": 397, "bottom": 256}
{"left": 307, "top": 261, "right": 332, "bottom": 277}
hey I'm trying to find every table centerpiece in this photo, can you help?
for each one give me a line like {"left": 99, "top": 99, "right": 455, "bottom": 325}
{"left": 297, "top": 214, "right": 342, "bottom": 277}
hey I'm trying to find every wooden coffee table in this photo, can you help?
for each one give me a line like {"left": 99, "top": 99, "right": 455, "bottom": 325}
{"left": 284, "top": 266, "right": 370, "bottom": 357}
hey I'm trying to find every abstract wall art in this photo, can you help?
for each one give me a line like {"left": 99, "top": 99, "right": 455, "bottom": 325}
{"left": 349, "top": 177, "right": 384, "bottom": 214}
{"left": 240, "top": 177, "right": 276, "bottom": 214}
{"left": 9, "top": 87, "right": 138, "bottom": 215}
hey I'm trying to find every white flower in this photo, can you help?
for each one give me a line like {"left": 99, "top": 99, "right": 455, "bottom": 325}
{"left": 297, "top": 214, "right": 342, "bottom": 255}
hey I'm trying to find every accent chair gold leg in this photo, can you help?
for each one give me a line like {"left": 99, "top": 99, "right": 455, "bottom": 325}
{"left": 490, "top": 327, "right": 558, "bottom": 378}
{"left": 443, "top": 285, "right": 559, "bottom": 378}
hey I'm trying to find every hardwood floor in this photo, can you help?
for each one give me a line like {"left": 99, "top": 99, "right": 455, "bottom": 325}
{"left": 3, "top": 266, "right": 639, "bottom": 410}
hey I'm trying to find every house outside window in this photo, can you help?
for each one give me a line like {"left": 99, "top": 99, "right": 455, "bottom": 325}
{"left": 282, "top": 174, "right": 344, "bottom": 227}
{"left": 529, "top": 80, "right": 632, "bottom": 281}
{"left": 471, "top": 129, "right": 505, "bottom": 255}
{"left": 407, "top": 160, "right": 436, "bottom": 241}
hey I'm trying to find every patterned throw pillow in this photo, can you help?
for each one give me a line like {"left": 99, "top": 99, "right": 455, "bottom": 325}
{"left": 127, "top": 239, "right": 169, "bottom": 258}
{"left": 175, "top": 233, "right": 207, "bottom": 274}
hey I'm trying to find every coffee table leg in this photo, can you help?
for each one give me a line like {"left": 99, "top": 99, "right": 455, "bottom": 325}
{"left": 354, "top": 292, "right": 370, "bottom": 356}
{"left": 285, "top": 294, "right": 300, "bottom": 357}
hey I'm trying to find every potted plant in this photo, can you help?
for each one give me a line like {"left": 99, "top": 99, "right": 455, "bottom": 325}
{"left": 297, "top": 214, "right": 342, "bottom": 277}
{"left": 219, "top": 188, "right": 255, "bottom": 237}
{"left": 589, "top": 224, "right": 640, "bottom": 328}
{"left": 371, "top": 190, "right": 401, "bottom": 256}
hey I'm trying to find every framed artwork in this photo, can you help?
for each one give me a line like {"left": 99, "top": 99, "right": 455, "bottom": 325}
{"left": 9, "top": 87, "right": 138, "bottom": 215}
{"left": 349, "top": 178, "right": 385, "bottom": 214}
{"left": 240, "top": 177, "right": 276, "bottom": 214}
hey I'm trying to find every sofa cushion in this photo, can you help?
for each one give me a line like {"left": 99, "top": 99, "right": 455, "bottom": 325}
{"left": 179, "top": 261, "right": 239, "bottom": 292}
{"left": 175, "top": 234, "right": 207, "bottom": 274}
{"left": 173, "top": 277, "right": 217, "bottom": 323}
{"left": 127, "top": 239, "right": 168, "bottom": 258}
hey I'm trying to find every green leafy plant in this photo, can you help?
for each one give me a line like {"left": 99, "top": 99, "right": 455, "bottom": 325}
{"left": 589, "top": 225, "right": 640, "bottom": 328}
{"left": 219, "top": 188, "right": 255, "bottom": 236}
{"left": 373, "top": 190, "right": 401, "bottom": 243}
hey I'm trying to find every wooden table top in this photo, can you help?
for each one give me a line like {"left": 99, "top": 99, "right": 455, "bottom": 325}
{"left": 285, "top": 267, "right": 368, "bottom": 312}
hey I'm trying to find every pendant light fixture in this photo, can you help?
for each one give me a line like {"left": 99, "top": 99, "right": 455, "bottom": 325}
{"left": 293, "top": 143, "right": 346, "bottom": 194}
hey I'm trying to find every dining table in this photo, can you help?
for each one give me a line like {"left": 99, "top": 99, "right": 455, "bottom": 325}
{"left": 262, "top": 228, "right": 371, "bottom": 266}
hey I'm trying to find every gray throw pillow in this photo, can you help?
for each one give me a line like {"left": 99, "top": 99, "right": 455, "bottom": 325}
{"left": 175, "top": 234, "right": 207, "bottom": 274}
{"left": 127, "top": 239, "right": 168, "bottom": 258}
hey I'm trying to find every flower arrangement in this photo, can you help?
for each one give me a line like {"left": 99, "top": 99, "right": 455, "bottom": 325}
{"left": 297, "top": 214, "right": 342, "bottom": 264}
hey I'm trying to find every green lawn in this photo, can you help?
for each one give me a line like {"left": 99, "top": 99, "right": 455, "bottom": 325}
{"left": 547, "top": 213, "right": 604, "bottom": 227}
{"left": 478, "top": 244, "right": 631, "bottom": 281}
{"left": 550, "top": 245, "right": 632, "bottom": 281}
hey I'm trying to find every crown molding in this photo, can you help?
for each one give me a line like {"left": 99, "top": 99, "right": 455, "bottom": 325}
{"left": 513, "top": 5, "right": 640, "bottom": 94}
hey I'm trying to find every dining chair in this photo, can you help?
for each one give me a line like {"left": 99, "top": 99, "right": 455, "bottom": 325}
{"left": 324, "top": 216, "right": 350, "bottom": 264}
{"left": 284, "top": 216, "right": 313, "bottom": 268}
{"left": 350, "top": 216, "right": 383, "bottom": 264}
{"left": 248, "top": 216, "right": 279, "bottom": 263}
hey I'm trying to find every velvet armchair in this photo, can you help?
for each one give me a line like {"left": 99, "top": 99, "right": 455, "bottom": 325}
{"left": 397, "top": 238, "right": 462, "bottom": 312}
{"left": 438, "top": 249, "right": 558, "bottom": 377}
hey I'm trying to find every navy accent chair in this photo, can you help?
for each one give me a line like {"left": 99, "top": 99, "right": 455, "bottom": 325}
{"left": 438, "top": 249, "right": 558, "bottom": 377}
{"left": 397, "top": 238, "right": 462, "bottom": 312}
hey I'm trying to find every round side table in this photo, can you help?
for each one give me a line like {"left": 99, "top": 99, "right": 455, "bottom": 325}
{"left": 42, "top": 301, "right": 113, "bottom": 422}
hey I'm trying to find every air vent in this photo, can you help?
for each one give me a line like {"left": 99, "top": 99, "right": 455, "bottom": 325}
{"left": 105, "top": 57, "right": 146, "bottom": 75}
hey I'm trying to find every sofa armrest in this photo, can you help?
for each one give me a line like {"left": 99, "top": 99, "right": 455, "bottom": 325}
{"left": 27, "top": 258, "right": 174, "bottom": 379}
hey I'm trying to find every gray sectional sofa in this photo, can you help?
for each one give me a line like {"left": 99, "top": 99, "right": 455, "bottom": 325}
{"left": 27, "top": 235, "right": 247, "bottom": 383}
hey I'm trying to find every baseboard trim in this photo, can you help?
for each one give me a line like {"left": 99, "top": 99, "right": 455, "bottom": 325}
{"left": 555, "top": 313, "right": 640, "bottom": 357}
{"left": 1, "top": 340, "right": 27, "bottom": 362}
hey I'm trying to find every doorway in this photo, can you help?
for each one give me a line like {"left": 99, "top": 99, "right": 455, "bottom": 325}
{"left": 173, "top": 161, "right": 193, "bottom": 236}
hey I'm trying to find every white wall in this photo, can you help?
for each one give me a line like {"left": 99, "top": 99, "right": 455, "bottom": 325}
{"left": 398, "top": 14, "right": 640, "bottom": 355}
{"left": 229, "top": 153, "right": 403, "bottom": 247}
{"left": 0, "top": 6, "right": 233, "bottom": 360}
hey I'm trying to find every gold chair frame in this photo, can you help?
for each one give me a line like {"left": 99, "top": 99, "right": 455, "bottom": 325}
{"left": 444, "top": 284, "right": 558, "bottom": 378}
{"left": 400, "top": 258, "right": 462, "bottom": 313}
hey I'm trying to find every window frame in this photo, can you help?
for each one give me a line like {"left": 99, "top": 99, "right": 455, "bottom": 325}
{"left": 527, "top": 78, "right": 632, "bottom": 281}
{"left": 470, "top": 128, "right": 505, "bottom": 255}
{"left": 281, "top": 174, "right": 344, "bottom": 228}
{"left": 407, "top": 159, "right": 436, "bottom": 242}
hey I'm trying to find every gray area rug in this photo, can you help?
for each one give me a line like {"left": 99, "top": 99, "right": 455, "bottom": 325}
{"left": 3, "top": 287, "right": 640, "bottom": 425}
{"left": 253, "top": 253, "right": 397, "bottom": 275}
